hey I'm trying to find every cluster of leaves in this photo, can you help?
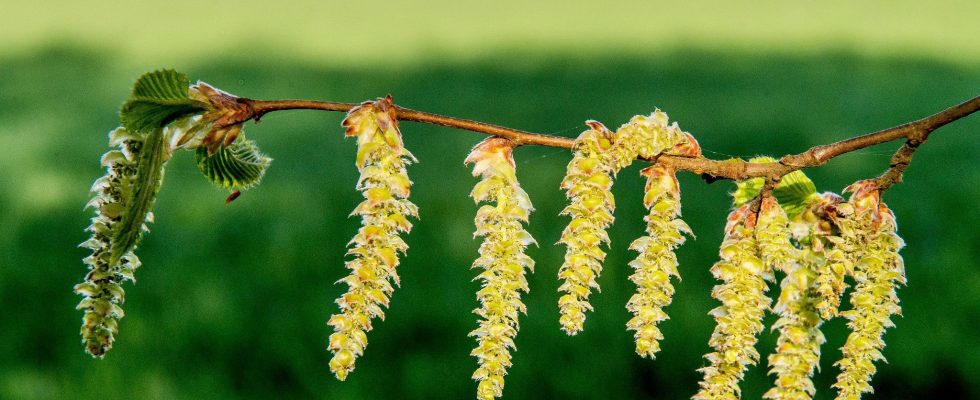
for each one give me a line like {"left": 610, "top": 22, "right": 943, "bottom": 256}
{"left": 78, "top": 70, "right": 907, "bottom": 400}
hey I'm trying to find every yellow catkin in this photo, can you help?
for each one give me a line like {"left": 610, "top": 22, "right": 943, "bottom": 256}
{"left": 75, "top": 127, "right": 147, "bottom": 357}
{"left": 833, "top": 181, "right": 905, "bottom": 400}
{"left": 625, "top": 164, "right": 692, "bottom": 358}
{"left": 557, "top": 121, "right": 617, "bottom": 334}
{"left": 465, "top": 138, "right": 536, "bottom": 400}
{"left": 760, "top": 195, "right": 825, "bottom": 400}
{"left": 809, "top": 193, "right": 852, "bottom": 320}
{"left": 556, "top": 110, "right": 698, "bottom": 336}
{"left": 327, "top": 96, "right": 418, "bottom": 381}
{"left": 695, "top": 204, "right": 773, "bottom": 400}
{"left": 611, "top": 109, "right": 690, "bottom": 170}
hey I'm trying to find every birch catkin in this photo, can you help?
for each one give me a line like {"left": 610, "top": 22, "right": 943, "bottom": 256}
{"left": 761, "top": 195, "right": 825, "bottom": 400}
{"left": 557, "top": 121, "right": 617, "bottom": 335}
{"left": 466, "top": 138, "right": 536, "bottom": 400}
{"left": 625, "top": 164, "right": 691, "bottom": 358}
{"left": 833, "top": 181, "right": 905, "bottom": 400}
{"left": 695, "top": 204, "right": 773, "bottom": 400}
{"left": 328, "top": 96, "right": 419, "bottom": 380}
{"left": 76, "top": 127, "right": 153, "bottom": 357}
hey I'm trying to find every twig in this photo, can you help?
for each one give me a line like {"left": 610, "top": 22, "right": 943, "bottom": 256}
{"left": 238, "top": 95, "right": 980, "bottom": 185}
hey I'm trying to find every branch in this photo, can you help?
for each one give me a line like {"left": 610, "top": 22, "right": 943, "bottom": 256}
{"left": 238, "top": 95, "right": 980, "bottom": 185}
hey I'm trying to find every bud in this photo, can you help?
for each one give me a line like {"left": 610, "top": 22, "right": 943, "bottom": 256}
{"left": 183, "top": 82, "right": 252, "bottom": 154}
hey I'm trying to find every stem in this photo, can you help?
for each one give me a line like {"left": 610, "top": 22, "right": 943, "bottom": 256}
{"left": 241, "top": 95, "right": 980, "bottom": 184}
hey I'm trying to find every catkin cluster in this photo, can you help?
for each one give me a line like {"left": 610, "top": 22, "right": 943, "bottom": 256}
{"left": 76, "top": 127, "right": 153, "bottom": 357}
{"left": 695, "top": 204, "right": 773, "bottom": 400}
{"left": 625, "top": 164, "right": 691, "bottom": 358}
{"left": 466, "top": 138, "right": 536, "bottom": 400}
{"left": 556, "top": 110, "right": 696, "bottom": 336}
{"left": 77, "top": 75, "right": 921, "bottom": 400}
{"left": 832, "top": 181, "right": 905, "bottom": 400}
{"left": 328, "top": 97, "right": 419, "bottom": 381}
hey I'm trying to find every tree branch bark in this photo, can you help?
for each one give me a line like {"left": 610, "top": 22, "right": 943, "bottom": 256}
{"left": 239, "top": 95, "right": 980, "bottom": 185}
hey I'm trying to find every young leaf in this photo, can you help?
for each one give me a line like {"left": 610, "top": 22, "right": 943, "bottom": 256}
{"left": 773, "top": 170, "right": 818, "bottom": 218}
{"left": 195, "top": 137, "right": 272, "bottom": 190}
{"left": 732, "top": 157, "right": 818, "bottom": 218}
{"left": 110, "top": 128, "right": 168, "bottom": 263}
{"left": 120, "top": 70, "right": 207, "bottom": 134}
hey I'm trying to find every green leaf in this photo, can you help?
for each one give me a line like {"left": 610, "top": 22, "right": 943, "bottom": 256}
{"left": 731, "top": 156, "right": 818, "bottom": 218}
{"left": 772, "top": 169, "right": 818, "bottom": 218}
{"left": 196, "top": 137, "right": 272, "bottom": 190}
{"left": 120, "top": 70, "right": 206, "bottom": 134}
{"left": 733, "top": 177, "right": 765, "bottom": 206}
{"left": 111, "top": 128, "right": 168, "bottom": 263}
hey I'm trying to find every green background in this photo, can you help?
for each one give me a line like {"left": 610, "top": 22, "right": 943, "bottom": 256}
{"left": 1, "top": 2, "right": 978, "bottom": 399}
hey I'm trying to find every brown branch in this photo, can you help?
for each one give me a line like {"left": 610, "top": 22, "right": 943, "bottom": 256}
{"left": 239, "top": 95, "right": 980, "bottom": 185}
{"left": 874, "top": 140, "right": 921, "bottom": 190}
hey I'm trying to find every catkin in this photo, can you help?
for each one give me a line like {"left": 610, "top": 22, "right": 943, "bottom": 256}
{"left": 557, "top": 121, "right": 617, "bottom": 334}
{"left": 611, "top": 109, "right": 687, "bottom": 169}
{"left": 76, "top": 127, "right": 154, "bottom": 357}
{"left": 695, "top": 204, "right": 773, "bottom": 400}
{"left": 556, "top": 110, "right": 695, "bottom": 336}
{"left": 466, "top": 138, "right": 536, "bottom": 400}
{"left": 625, "top": 164, "right": 691, "bottom": 358}
{"left": 833, "top": 181, "right": 905, "bottom": 400}
{"left": 809, "top": 193, "right": 852, "bottom": 320}
{"left": 328, "top": 97, "right": 419, "bottom": 380}
{"left": 761, "top": 195, "right": 825, "bottom": 400}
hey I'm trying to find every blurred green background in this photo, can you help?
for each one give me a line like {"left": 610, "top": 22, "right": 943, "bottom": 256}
{"left": 1, "top": 1, "right": 978, "bottom": 399}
